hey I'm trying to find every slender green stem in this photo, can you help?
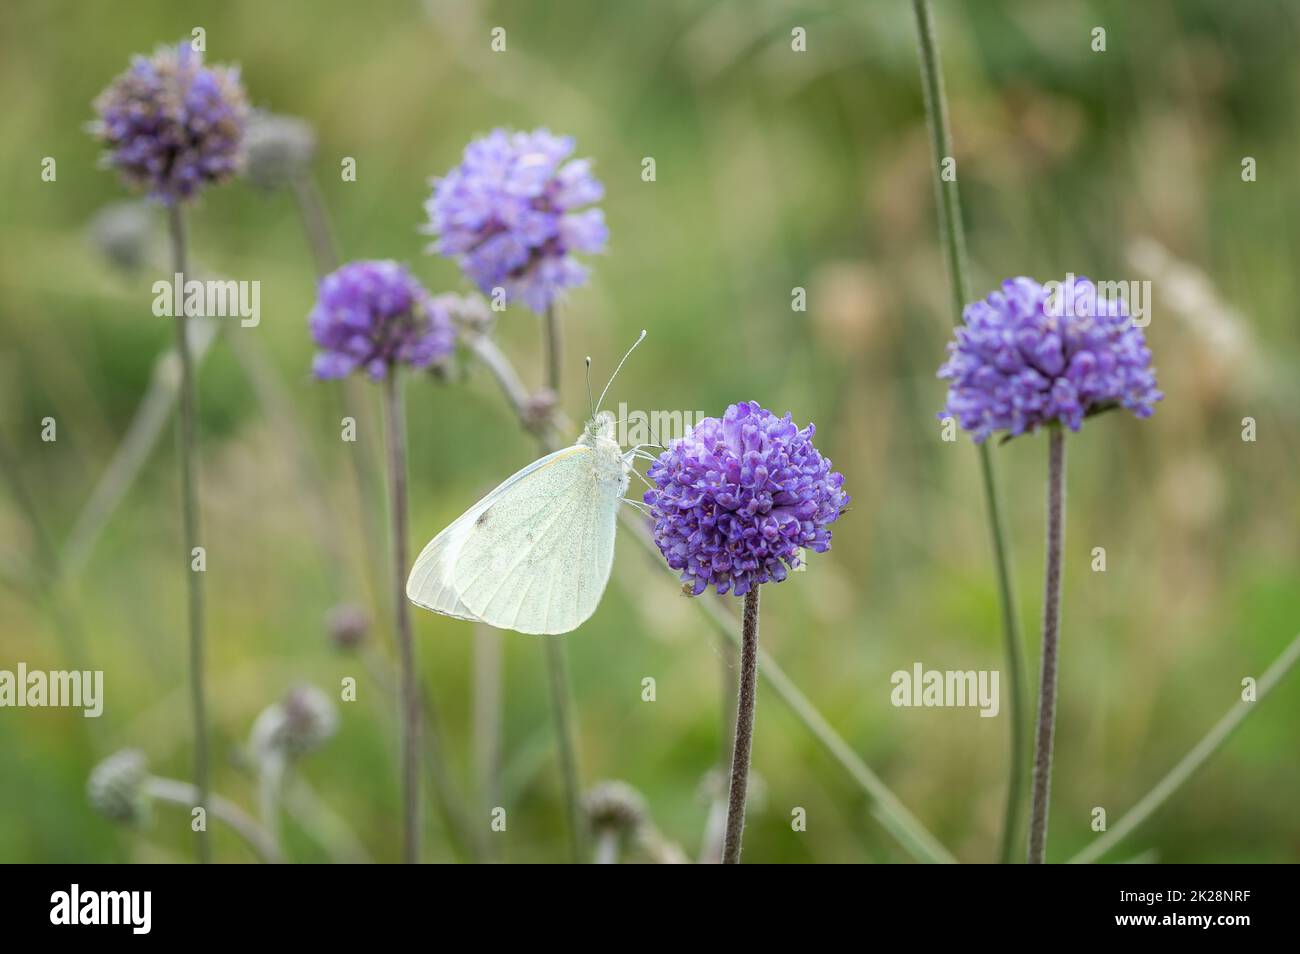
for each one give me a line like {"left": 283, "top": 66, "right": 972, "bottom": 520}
{"left": 543, "top": 303, "right": 562, "bottom": 398}
{"left": 911, "top": 0, "right": 1027, "bottom": 863}
{"left": 1070, "top": 631, "right": 1300, "bottom": 864}
{"left": 289, "top": 174, "right": 341, "bottom": 277}
{"left": 256, "top": 752, "right": 286, "bottom": 855}
{"left": 540, "top": 303, "right": 585, "bottom": 862}
{"left": 1028, "top": 427, "right": 1066, "bottom": 863}
{"left": 167, "top": 203, "right": 210, "bottom": 865}
{"left": 473, "top": 623, "right": 503, "bottom": 861}
{"left": 545, "top": 638, "right": 585, "bottom": 862}
{"left": 722, "top": 587, "right": 761, "bottom": 864}
{"left": 286, "top": 173, "right": 386, "bottom": 612}
{"left": 382, "top": 372, "right": 421, "bottom": 863}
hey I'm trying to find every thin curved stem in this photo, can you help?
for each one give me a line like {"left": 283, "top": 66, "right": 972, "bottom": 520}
{"left": 1070, "top": 631, "right": 1300, "bottom": 864}
{"left": 382, "top": 373, "right": 421, "bottom": 864}
{"left": 911, "top": 0, "right": 1027, "bottom": 863}
{"left": 1028, "top": 427, "right": 1066, "bottom": 863}
{"left": 722, "top": 587, "right": 761, "bottom": 864}
{"left": 167, "top": 203, "right": 210, "bottom": 865}
{"left": 146, "top": 777, "right": 282, "bottom": 864}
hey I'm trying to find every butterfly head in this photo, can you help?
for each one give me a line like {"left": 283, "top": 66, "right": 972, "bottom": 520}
{"left": 579, "top": 409, "right": 618, "bottom": 446}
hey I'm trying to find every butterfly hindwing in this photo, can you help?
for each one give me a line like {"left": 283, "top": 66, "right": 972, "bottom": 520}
{"left": 453, "top": 445, "right": 615, "bottom": 635}
{"left": 405, "top": 446, "right": 582, "bottom": 623}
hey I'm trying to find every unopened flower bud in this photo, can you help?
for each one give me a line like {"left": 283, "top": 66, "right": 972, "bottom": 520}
{"left": 327, "top": 603, "right": 369, "bottom": 651}
{"left": 251, "top": 685, "right": 338, "bottom": 761}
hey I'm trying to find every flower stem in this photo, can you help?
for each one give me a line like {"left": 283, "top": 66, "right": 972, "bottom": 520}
{"left": 593, "top": 829, "right": 620, "bottom": 864}
{"left": 1028, "top": 426, "right": 1066, "bottom": 864}
{"left": 286, "top": 174, "right": 386, "bottom": 613}
{"left": 541, "top": 304, "right": 586, "bottom": 862}
{"left": 167, "top": 202, "right": 210, "bottom": 865}
{"left": 256, "top": 752, "right": 286, "bottom": 855}
{"left": 722, "top": 587, "right": 761, "bottom": 864}
{"left": 543, "top": 303, "right": 562, "bottom": 399}
{"left": 146, "top": 777, "right": 282, "bottom": 864}
{"left": 289, "top": 174, "right": 341, "bottom": 277}
{"left": 473, "top": 623, "right": 503, "bottom": 860}
{"left": 382, "top": 372, "right": 421, "bottom": 864}
{"left": 545, "top": 638, "right": 585, "bottom": 862}
{"left": 1068, "top": 630, "right": 1300, "bottom": 864}
{"left": 911, "top": 0, "right": 1028, "bottom": 863}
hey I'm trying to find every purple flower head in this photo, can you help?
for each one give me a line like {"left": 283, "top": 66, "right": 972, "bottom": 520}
{"left": 643, "top": 401, "right": 850, "bottom": 597}
{"left": 308, "top": 260, "right": 455, "bottom": 380}
{"left": 423, "top": 128, "right": 608, "bottom": 314}
{"left": 938, "top": 276, "right": 1162, "bottom": 442}
{"left": 90, "top": 42, "right": 249, "bottom": 204}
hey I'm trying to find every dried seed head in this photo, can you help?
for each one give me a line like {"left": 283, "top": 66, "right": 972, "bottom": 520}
{"left": 583, "top": 780, "right": 648, "bottom": 836}
{"left": 87, "top": 749, "right": 151, "bottom": 826}
{"left": 244, "top": 113, "right": 317, "bottom": 190}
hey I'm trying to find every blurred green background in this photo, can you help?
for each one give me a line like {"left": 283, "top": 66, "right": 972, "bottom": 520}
{"left": 1, "top": 0, "right": 1297, "bottom": 863}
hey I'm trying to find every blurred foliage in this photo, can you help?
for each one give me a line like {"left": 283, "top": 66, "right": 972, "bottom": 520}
{"left": 0, "top": 0, "right": 1297, "bottom": 863}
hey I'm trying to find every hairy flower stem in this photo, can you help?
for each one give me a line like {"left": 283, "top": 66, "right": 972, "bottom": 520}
{"left": 1028, "top": 427, "right": 1066, "bottom": 864}
{"left": 540, "top": 304, "right": 586, "bottom": 863}
{"left": 382, "top": 373, "right": 421, "bottom": 864}
{"left": 911, "top": 0, "right": 1027, "bottom": 863}
{"left": 722, "top": 587, "right": 761, "bottom": 864}
{"left": 167, "top": 203, "right": 210, "bottom": 865}
{"left": 543, "top": 304, "right": 563, "bottom": 400}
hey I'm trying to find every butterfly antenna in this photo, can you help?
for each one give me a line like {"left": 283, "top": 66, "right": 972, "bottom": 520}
{"left": 596, "top": 329, "right": 647, "bottom": 414}
{"left": 585, "top": 356, "right": 595, "bottom": 421}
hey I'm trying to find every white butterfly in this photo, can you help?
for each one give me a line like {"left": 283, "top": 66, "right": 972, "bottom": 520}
{"left": 406, "top": 332, "right": 649, "bottom": 635}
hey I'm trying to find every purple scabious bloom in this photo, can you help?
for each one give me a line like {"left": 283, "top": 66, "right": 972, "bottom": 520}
{"left": 938, "top": 276, "right": 1162, "bottom": 442}
{"left": 309, "top": 261, "right": 454, "bottom": 380}
{"left": 90, "top": 42, "right": 249, "bottom": 204}
{"left": 643, "top": 401, "right": 850, "bottom": 597}
{"left": 423, "top": 128, "right": 608, "bottom": 314}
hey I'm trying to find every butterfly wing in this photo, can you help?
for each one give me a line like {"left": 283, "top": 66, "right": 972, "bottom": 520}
{"left": 451, "top": 444, "right": 623, "bottom": 635}
{"left": 406, "top": 445, "right": 582, "bottom": 623}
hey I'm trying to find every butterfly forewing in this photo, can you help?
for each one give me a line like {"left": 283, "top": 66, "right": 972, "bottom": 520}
{"left": 406, "top": 445, "right": 580, "bottom": 623}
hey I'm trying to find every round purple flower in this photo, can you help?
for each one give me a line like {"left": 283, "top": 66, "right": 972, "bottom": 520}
{"left": 90, "top": 42, "right": 249, "bottom": 204}
{"left": 938, "top": 276, "right": 1162, "bottom": 442}
{"left": 423, "top": 128, "right": 608, "bottom": 314}
{"left": 308, "top": 260, "right": 454, "bottom": 380}
{"left": 644, "top": 401, "right": 850, "bottom": 597}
